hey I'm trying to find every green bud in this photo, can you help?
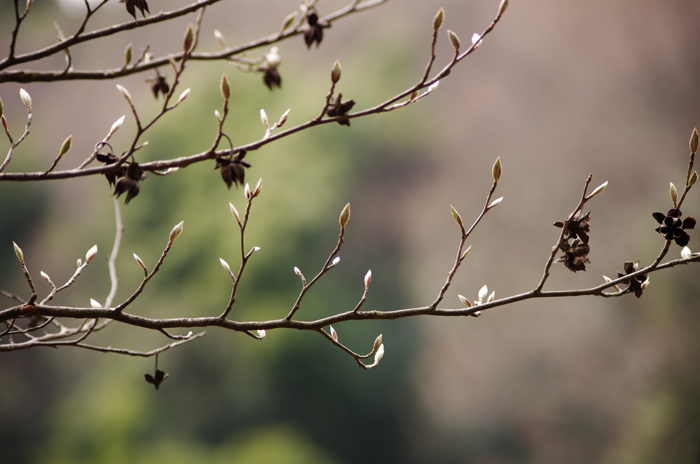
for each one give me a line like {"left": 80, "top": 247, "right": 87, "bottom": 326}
{"left": 331, "top": 59, "right": 342, "bottom": 84}
{"left": 339, "top": 203, "right": 351, "bottom": 228}
{"left": 433, "top": 8, "right": 444, "bottom": 32}
{"left": 497, "top": 0, "right": 509, "bottom": 17}
{"left": 13, "top": 241, "right": 24, "bottom": 262}
{"left": 492, "top": 156, "right": 502, "bottom": 181}
{"left": 281, "top": 11, "right": 297, "bottom": 31}
{"left": 169, "top": 221, "right": 184, "bottom": 242}
{"left": 690, "top": 127, "right": 698, "bottom": 154}
{"left": 220, "top": 73, "right": 230, "bottom": 100}
{"left": 59, "top": 135, "right": 72, "bottom": 157}
{"left": 447, "top": 30, "right": 461, "bottom": 52}
{"left": 689, "top": 170, "right": 698, "bottom": 187}
{"left": 183, "top": 24, "right": 194, "bottom": 53}
{"left": 450, "top": 205, "right": 464, "bottom": 229}
{"left": 124, "top": 43, "right": 133, "bottom": 66}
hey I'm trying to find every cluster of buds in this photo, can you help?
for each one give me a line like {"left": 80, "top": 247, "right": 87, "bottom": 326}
{"left": 554, "top": 211, "right": 592, "bottom": 272}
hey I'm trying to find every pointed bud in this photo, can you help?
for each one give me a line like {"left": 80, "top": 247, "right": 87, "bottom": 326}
{"left": 175, "top": 88, "right": 190, "bottom": 105}
{"left": 364, "top": 270, "right": 372, "bottom": 289}
{"left": 690, "top": 127, "right": 698, "bottom": 154}
{"left": 260, "top": 109, "right": 269, "bottom": 128}
{"left": 294, "top": 266, "right": 307, "bottom": 285}
{"left": 169, "top": 221, "right": 184, "bottom": 242}
{"left": 250, "top": 246, "right": 261, "bottom": 254}
{"left": 214, "top": 29, "right": 228, "bottom": 48}
{"left": 116, "top": 84, "right": 133, "bottom": 105}
{"left": 373, "top": 334, "right": 383, "bottom": 352}
{"left": 492, "top": 157, "right": 502, "bottom": 181}
{"left": 450, "top": 205, "right": 464, "bottom": 229}
{"left": 90, "top": 298, "right": 102, "bottom": 308}
{"left": 278, "top": 109, "right": 291, "bottom": 127}
{"left": 461, "top": 245, "right": 472, "bottom": 260}
{"left": 13, "top": 241, "right": 23, "bottom": 262}
{"left": 447, "top": 30, "right": 461, "bottom": 51}
{"left": 76, "top": 258, "right": 82, "bottom": 267}
{"left": 40, "top": 271, "right": 51, "bottom": 283}
{"left": 59, "top": 135, "right": 72, "bottom": 157}
{"left": 110, "top": 115, "right": 125, "bottom": 134}
{"left": 183, "top": 23, "right": 195, "bottom": 52}
{"left": 409, "top": 90, "right": 418, "bottom": 101}
{"left": 427, "top": 80, "right": 440, "bottom": 93}
{"left": 670, "top": 182, "right": 678, "bottom": 205}
{"left": 214, "top": 109, "right": 222, "bottom": 121}
{"left": 339, "top": 203, "right": 351, "bottom": 228}
{"left": 124, "top": 43, "right": 133, "bottom": 66}
{"left": 330, "top": 325, "right": 338, "bottom": 341}
{"left": 497, "top": 0, "right": 509, "bottom": 17}
{"left": 487, "top": 291, "right": 495, "bottom": 303}
{"left": 478, "top": 285, "right": 488, "bottom": 301}
{"left": 681, "top": 246, "right": 692, "bottom": 260}
{"left": 220, "top": 74, "right": 230, "bottom": 100}
{"left": 281, "top": 11, "right": 297, "bottom": 31}
{"left": 331, "top": 59, "right": 342, "bottom": 84}
{"left": 471, "top": 33, "right": 481, "bottom": 46}
{"left": 689, "top": 171, "right": 697, "bottom": 188}
{"left": 602, "top": 275, "right": 621, "bottom": 291}
{"left": 458, "top": 294, "right": 472, "bottom": 307}
{"left": 587, "top": 181, "right": 608, "bottom": 199}
{"left": 244, "top": 183, "right": 252, "bottom": 199}
{"left": 488, "top": 197, "right": 503, "bottom": 208}
{"left": 374, "top": 344, "right": 385, "bottom": 363}
{"left": 433, "top": 8, "right": 444, "bottom": 32}
{"left": 253, "top": 178, "right": 263, "bottom": 197}
{"left": 85, "top": 245, "right": 98, "bottom": 262}
{"left": 229, "top": 202, "right": 241, "bottom": 225}
{"left": 133, "top": 253, "right": 146, "bottom": 270}
{"left": 220, "top": 258, "right": 231, "bottom": 273}
{"left": 331, "top": 256, "right": 341, "bottom": 266}
{"left": 19, "top": 88, "right": 32, "bottom": 111}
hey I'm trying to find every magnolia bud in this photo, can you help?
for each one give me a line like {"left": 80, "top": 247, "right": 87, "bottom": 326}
{"left": 690, "top": 127, "right": 698, "bottom": 154}
{"left": 85, "top": 244, "right": 98, "bottom": 262}
{"left": 183, "top": 23, "right": 194, "bottom": 52}
{"left": 492, "top": 156, "right": 502, "bottom": 181}
{"left": 124, "top": 43, "right": 133, "bottom": 66}
{"left": 447, "top": 30, "right": 461, "bottom": 51}
{"left": 339, "top": 203, "right": 351, "bottom": 228}
{"left": 19, "top": 88, "right": 31, "bottom": 111}
{"left": 331, "top": 59, "right": 342, "bottom": 84}
{"left": 169, "top": 221, "right": 184, "bottom": 242}
{"left": 220, "top": 73, "right": 230, "bottom": 100}
{"left": 433, "top": 8, "right": 444, "bottom": 32}
{"left": 59, "top": 135, "right": 72, "bottom": 157}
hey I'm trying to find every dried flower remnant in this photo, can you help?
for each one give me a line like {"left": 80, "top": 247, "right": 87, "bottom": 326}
{"left": 304, "top": 12, "right": 325, "bottom": 48}
{"left": 96, "top": 151, "right": 121, "bottom": 187}
{"left": 652, "top": 208, "right": 696, "bottom": 247}
{"left": 215, "top": 150, "right": 251, "bottom": 189}
{"left": 150, "top": 75, "right": 170, "bottom": 99}
{"left": 556, "top": 238, "right": 590, "bottom": 272}
{"left": 263, "top": 67, "right": 282, "bottom": 91}
{"left": 120, "top": 0, "right": 149, "bottom": 20}
{"left": 617, "top": 261, "right": 649, "bottom": 298}
{"left": 326, "top": 93, "right": 355, "bottom": 126}
{"left": 144, "top": 369, "right": 168, "bottom": 390}
{"left": 554, "top": 211, "right": 591, "bottom": 244}
{"left": 113, "top": 162, "right": 144, "bottom": 204}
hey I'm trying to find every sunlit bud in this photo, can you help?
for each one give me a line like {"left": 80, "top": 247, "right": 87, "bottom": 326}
{"left": 374, "top": 344, "right": 385, "bottom": 363}
{"left": 331, "top": 59, "right": 342, "bottom": 84}
{"left": 492, "top": 157, "right": 502, "bottom": 182}
{"left": 250, "top": 246, "right": 261, "bottom": 253}
{"left": 19, "top": 88, "right": 31, "bottom": 111}
{"left": 330, "top": 325, "right": 338, "bottom": 341}
{"left": 471, "top": 33, "right": 481, "bottom": 46}
{"left": 487, "top": 291, "right": 495, "bottom": 303}
{"left": 244, "top": 183, "right": 251, "bottom": 199}
{"left": 331, "top": 256, "right": 341, "bottom": 266}
{"left": 497, "top": 0, "right": 509, "bottom": 17}
{"left": 281, "top": 11, "right": 297, "bottom": 31}
{"left": 214, "top": 109, "right": 222, "bottom": 121}
{"left": 278, "top": 109, "right": 291, "bottom": 127}
{"left": 40, "top": 271, "right": 51, "bottom": 283}
{"left": 220, "top": 73, "right": 230, "bottom": 100}
{"left": 587, "top": 181, "right": 608, "bottom": 199}
{"left": 458, "top": 294, "right": 471, "bottom": 307}
{"left": 450, "top": 205, "right": 464, "bottom": 229}
{"left": 124, "top": 43, "right": 133, "bottom": 66}
{"left": 59, "top": 135, "right": 72, "bottom": 157}
{"left": 427, "top": 81, "right": 440, "bottom": 93}
{"left": 116, "top": 84, "right": 133, "bottom": 105}
{"left": 133, "top": 253, "right": 146, "bottom": 270}
{"left": 260, "top": 109, "right": 269, "bottom": 127}
{"left": 681, "top": 246, "right": 692, "bottom": 260}
{"left": 229, "top": 202, "right": 241, "bottom": 224}
{"left": 253, "top": 178, "right": 263, "bottom": 196}
{"left": 214, "top": 29, "right": 228, "bottom": 48}
{"left": 220, "top": 258, "right": 231, "bottom": 273}
{"left": 294, "top": 266, "right": 307, "bottom": 285}
{"left": 25, "top": 0, "right": 32, "bottom": 13}
{"left": 13, "top": 241, "right": 24, "bottom": 262}
{"left": 373, "top": 334, "right": 383, "bottom": 352}
{"left": 175, "top": 88, "right": 190, "bottom": 105}
{"left": 110, "top": 115, "right": 125, "bottom": 134}
{"left": 461, "top": 245, "right": 472, "bottom": 260}
{"left": 90, "top": 299, "right": 102, "bottom": 308}
{"left": 433, "top": 8, "right": 444, "bottom": 32}
{"left": 85, "top": 244, "right": 98, "bottom": 262}
{"left": 364, "top": 270, "right": 372, "bottom": 289}
{"left": 602, "top": 275, "right": 621, "bottom": 291}
{"left": 169, "top": 221, "right": 184, "bottom": 242}
{"left": 76, "top": 258, "right": 82, "bottom": 267}
{"left": 690, "top": 127, "right": 699, "bottom": 154}
{"left": 471, "top": 311, "right": 481, "bottom": 317}
{"left": 447, "top": 30, "right": 461, "bottom": 51}
{"left": 257, "top": 329, "right": 266, "bottom": 339}
{"left": 265, "top": 47, "right": 281, "bottom": 67}
{"left": 183, "top": 23, "right": 195, "bottom": 52}
{"left": 688, "top": 171, "right": 697, "bottom": 187}
{"left": 670, "top": 182, "right": 678, "bottom": 205}
{"left": 488, "top": 197, "right": 503, "bottom": 208}
{"left": 641, "top": 279, "right": 650, "bottom": 290}
{"left": 478, "top": 285, "right": 488, "bottom": 301}
{"left": 339, "top": 203, "right": 351, "bottom": 228}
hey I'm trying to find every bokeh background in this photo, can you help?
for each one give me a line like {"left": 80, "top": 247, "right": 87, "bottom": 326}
{"left": 2, "top": 0, "right": 700, "bottom": 463}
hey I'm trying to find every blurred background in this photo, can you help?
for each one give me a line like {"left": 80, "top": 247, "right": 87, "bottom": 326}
{"left": 1, "top": 0, "right": 700, "bottom": 463}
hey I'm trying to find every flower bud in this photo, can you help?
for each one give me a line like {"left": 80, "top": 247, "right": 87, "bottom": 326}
{"left": 433, "top": 8, "right": 444, "bottom": 32}
{"left": 364, "top": 270, "right": 372, "bottom": 289}
{"left": 492, "top": 156, "right": 502, "bottom": 181}
{"left": 229, "top": 202, "right": 241, "bottom": 225}
{"left": 59, "top": 135, "right": 72, "bottom": 157}
{"left": 175, "top": 88, "right": 190, "bottom": 105}
{"left": 497, "top": 0, "right": 509, "bottom": 17}
{"left": 330, "top": 325, "right": 338, "bottom": 341}
{"left": 124, "top": 43, "right": 133, "bottom": 66}
{"left": 281, "top": 11, "right": 297, "bottom": 31}
{"left": 331, "top": 59, "right": 342, "bottom": 84}
{"left": 183, "top": 23, "right": 194, "bottom": 52}
{"left": 214, "top": 30, "right": 227, "bottom": 48}
{"left": 587, "top": 180, "right": 608, "bottom": 199}
{"left": 488, "top": 197, "right": 503, "bottom": 208}
{"left": 253, "top": 178, "right": 263, "bottom": 197}
{"left": 19, "top": 88, "right": 31, "bottom": 111}
{"left": 461, "top": 245, "right": 472, "bottom": 260}
{"left": 116, "top": 84, "right": 133, "bottom": 105}
{"left": 458, "top": 294, "right": 471, "bottom": 307}
{"left": 690, "top": 127, "right": 698, "bottom": 154}
{"left": 220, "top": 73, "right": 230, "bottom": 100}
{"left": 169, "top": 221, "right": 184, "bottom": 242}
{"left": 133, "top": 253, "right": 146, "bottom": 270}
{"left": 13, "top": 241, "right": 23, "bottom": 262}
{"left": 220, "top": 258, "right": 231, "bottom": 273}
{"left": 90, "top": 299, "right": 102, "bottom": 308}
{"left": 681, "top": 246, "right": 692, "bottom": 259}
{"left": 260, "top": 109, "right": 269, "bottom": 127}
{"left": 331, "top": 256, "right": 341, "bottom": 266}
{"left": 373, "top": 334, "right": 383, "bottom": 351}
{"left": 447, "top": 30, "right": 461, "bottom": 51}
{"left": 689, "top": 171, "right": 697, "bottom": 188}
{"left": 110, "top": 115, "right": 125, "bottom": 134}
{"left": 85, "top": 244, "right": 98, "bottom": 262}
{"left": 257, "top": 329, "right": 266, "bottom": 339}
{"left": 374, "top": 344, "right": 385, "bottom": 363}
{"left": 450, "top": 205, "right": 464, "bottom": 229}
{"left": 670, "top": 182, "right": 678, "bottom": 205}
{"left": 339, "top": 203, "right": 351, "bottom": 228}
